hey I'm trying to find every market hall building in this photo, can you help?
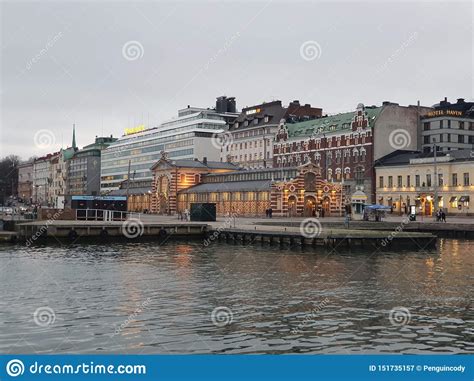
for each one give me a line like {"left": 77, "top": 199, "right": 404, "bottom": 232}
{"left": 150, "top": 155, "right": 342, "bottom": 217}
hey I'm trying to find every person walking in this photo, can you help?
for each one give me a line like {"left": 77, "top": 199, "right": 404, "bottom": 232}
{"left": 441, "top": 210, "right": 446, "bottom": 223}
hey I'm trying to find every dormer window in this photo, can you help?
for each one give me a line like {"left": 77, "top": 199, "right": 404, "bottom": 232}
{"left": 254, "top": 118, "right": 258, "bottom": 125}
{"left": 244, "top": 121, "right": 249, "bottom": 127}
{"left": 264, "top": 116, "right": 269, "bottom": 123}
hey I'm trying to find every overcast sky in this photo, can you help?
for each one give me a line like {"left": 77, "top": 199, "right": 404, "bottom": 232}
{"left": 1, "top": 0, "right": 472, "bottom": 160}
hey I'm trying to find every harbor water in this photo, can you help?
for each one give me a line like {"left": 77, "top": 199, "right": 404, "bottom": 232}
{"left": 0, "top": 239, "right": 472, "bottom": 354}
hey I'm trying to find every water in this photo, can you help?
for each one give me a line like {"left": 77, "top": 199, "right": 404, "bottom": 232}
{"left": 0, "top": 239, "right": 472, "bottom": 354}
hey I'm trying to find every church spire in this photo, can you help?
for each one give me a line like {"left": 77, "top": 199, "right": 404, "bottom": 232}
{"left": 72, "top": 124, "right": 77, "bottom": 150}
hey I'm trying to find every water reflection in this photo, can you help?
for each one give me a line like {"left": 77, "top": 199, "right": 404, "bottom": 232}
{"left": 0, "top": 238, "right": 472, "bottom": 354}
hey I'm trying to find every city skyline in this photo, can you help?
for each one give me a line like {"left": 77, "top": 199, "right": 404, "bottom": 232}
{"left": 1, "top": 1, "right": 472, "bottom": 158}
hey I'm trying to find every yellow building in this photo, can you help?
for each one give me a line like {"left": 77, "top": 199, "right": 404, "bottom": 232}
{"left": 375, "top": 150, "right": 473, "bottom": 216}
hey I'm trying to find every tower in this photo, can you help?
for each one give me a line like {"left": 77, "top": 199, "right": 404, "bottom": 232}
{"left": 72, "top": 124, "right": 77, "bottom": 150}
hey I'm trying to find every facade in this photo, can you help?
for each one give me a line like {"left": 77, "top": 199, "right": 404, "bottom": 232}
{"left": 151, "top": 155, "right": 343, "bottom": 217}
{"left": 49, "top": 150, "right": 71, "bottom": 208}
{"left": 221, "top": 100, "right": 322, "bottom": 169}
{"left": 274, "top": 102, "right": 432, "bottom": 204}
{"left": 33, "top": 153, "right": 57, "bottom": 206}
{"left": 375, "top": 150, "right": 473, "bottom": 216}
{"left": 67, "top": 136, "right": 116, "bottom": 197}
{"left": 100, "top": 96, "right": 239, "bottom": 193}
{"left": 17, "top": 161, "right": 34, "bottom": 203}
{"left": 150, "top": 155, "right": 239, "bottom": 214}
{"left": 421, "top": 97, "right": 474, "bottom": 153}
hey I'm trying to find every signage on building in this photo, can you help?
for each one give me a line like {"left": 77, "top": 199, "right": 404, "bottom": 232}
{"left": 425, "top": 110, "right": 463, "bottom": 118}
{"left": 245, "top": 108, "right": 261, "bottom": 115}
{"left": 124, "top": 125, "right": 145, "bottom": 135}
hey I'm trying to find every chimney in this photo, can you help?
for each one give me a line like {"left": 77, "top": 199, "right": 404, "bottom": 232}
{"left": 457, "top": 98, "right": 465, "bottom": 104}
{"left": 203, "top": 157, "right": 208, "bottom": 165}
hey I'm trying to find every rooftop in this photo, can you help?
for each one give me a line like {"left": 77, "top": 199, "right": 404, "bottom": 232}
{"left": 286, "top": 106, "right": 382, "bottom": 138}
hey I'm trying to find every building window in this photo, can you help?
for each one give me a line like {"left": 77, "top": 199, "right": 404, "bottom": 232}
{"left": 379, "top": 176, "right": 384, "bottom": 188}
{"left": 423, "top": 122, "right": 430, "bottom": 131}
{"left": 355, "top": 167, "right": 365, "bottom": 185}
{"left": 447, "top": 120, "right": 451, "bottom": 129}
{"left": 452, "top": 173, "right": 458, "bottom": 186}
{"left": 397, "top": 175, "right": 402, "bottom": 187}
{"left": 439, "top": 134, "right": 444, "bottom": 142}
{"left": 388, "top": 176, "right": 393, "bottom": 187}
{"left": 458, "top": 134, "right": 465, "bottom": 143}
{"left": 439, "top": 120, "right": 443, "bottom": 129}
{"left": 426, "top": 174, "right": 431, "bottom": 187}
{"left": 407, "top": 175, "right": 410, "bottom": 187}
{"left": 438, "top": 174, "right": 443, "bottom": 186}
{"left": 459, "top": 121, "right": 464, "bottom": 130}
{"left": 415, "top": 175, "right": 420, "bottom": 187}
{"left": 464, "top": 172, "right": 470, "bottom": 186}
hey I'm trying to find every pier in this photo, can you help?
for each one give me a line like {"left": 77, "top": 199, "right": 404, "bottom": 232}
{"left": 209, "top": 228, "right": 436, "bottom": 250}
{"left": 14, "top": 220, "right": 209, "bottom": 243}
{"left": 2, "top": 215, "right": 437, "bottom": 251}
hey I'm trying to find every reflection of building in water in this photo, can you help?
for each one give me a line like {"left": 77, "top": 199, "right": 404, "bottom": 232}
{"left": 151, "top": 154, "right": 344, "bottom": 217}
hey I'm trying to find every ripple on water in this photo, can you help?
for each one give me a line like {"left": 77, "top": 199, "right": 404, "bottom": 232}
{"left": 0, "top": 239, "right": 472, "bottom": 354}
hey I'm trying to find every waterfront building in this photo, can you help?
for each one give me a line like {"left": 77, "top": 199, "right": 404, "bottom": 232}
{"left": 150, "top": 154, "right": 238, "bottom": 214}
{"left": 151, "top": 154, "right": 342, "bottom": 217}
{"left": 221, "top": 100, "right": 322, "bottom": 169}
{"left": 274, "top": 102, "right": 432, "bottom": 205}
{"left": 33, "top": 153, "right": 57, "bottom": 205}
{"left": 100, "top": 96, "right": 239, "bottom": 194}
{"left": 67, "top": 136, "right": 116, "bottom": 197}
{"left": 17, "top": 161, "right": 34, "bottom": 204}
{"left": 109, "top": 179, "right": 153, "bottom": 212}
{"left": 375, "top": 149, "right": 473, "bottom": 216}
{"left": 421, "top": 97, "right": 474, "bottom": 153}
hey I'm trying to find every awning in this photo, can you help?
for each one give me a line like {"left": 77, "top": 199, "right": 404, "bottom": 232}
{"left": 449, "top": 196, "right": 457, "bottom": 203}
{"left": 459, "top": 196, "right": 470, "bottom": 203}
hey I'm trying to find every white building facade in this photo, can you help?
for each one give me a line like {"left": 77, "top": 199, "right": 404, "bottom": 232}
{"left": 100, "top": 102, "right": 239, "bottom": 193}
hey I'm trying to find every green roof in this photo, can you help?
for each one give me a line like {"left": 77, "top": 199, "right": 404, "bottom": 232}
{"left": 62, "top": 147, "right": 76, "bottom": 160}
{"left": 286, "top": 107, "right": 382, "bottom": 138}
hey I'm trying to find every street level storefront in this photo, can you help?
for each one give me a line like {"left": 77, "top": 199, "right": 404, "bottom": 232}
{"left": 151, "top": 157, "right": 345, "bottom": 217}
{"left": 375, "top": 150, "right": 473, "bottom": 216}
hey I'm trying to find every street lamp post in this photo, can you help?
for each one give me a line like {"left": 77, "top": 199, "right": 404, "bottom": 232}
{"left": 433, "top": 141, "right": 438, "bottom": 217}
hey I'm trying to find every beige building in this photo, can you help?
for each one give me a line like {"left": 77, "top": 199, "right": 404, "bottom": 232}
{"left": 18, "top": 161, "right": 34, "bottom": 203}
{"left": 375, "top": 150, "right": 473, "bottom": 216}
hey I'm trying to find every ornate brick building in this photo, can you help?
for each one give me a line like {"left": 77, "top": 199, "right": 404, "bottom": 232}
{"left": 151, "top": 155, "right": 342, "bottom": 217}
{"left": 150, "top": 155, "right": 238, "bottom": 215}
{"left": 274, "top": 102, "right": 432, "bottom": 204}
{"left": 221, "top": 100, "right": 322, "bottom": 169}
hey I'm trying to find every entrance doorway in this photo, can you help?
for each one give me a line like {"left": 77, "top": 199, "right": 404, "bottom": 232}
{"left": 288, "top": 195, "right": 297, "bottom": 217}
{"left": 322, "top": 196, "right": 331, "bottom": 217}
{"left": 304, "top": 195, "right": 317, "bottom": 217}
